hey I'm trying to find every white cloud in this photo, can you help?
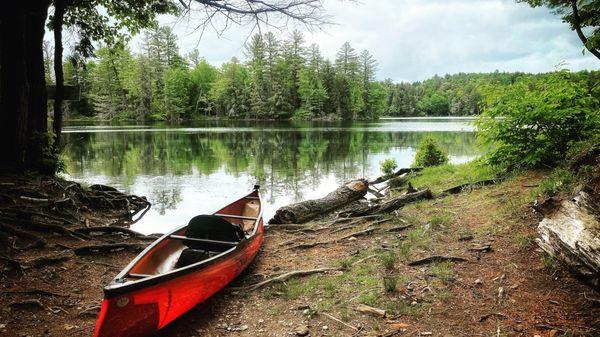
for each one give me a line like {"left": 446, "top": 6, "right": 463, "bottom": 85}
{"left": 135, "top": 0, "right": 600, "bottom": 82}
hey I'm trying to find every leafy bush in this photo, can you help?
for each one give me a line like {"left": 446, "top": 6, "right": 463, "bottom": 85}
{"left": 536, "top": 168, "right": 576, "bottom": 198}
{"left": 477, "top": 70, "right": 600, "bottom": 171}
{"left": 379, "top": 158, "right": 398, "bottom": 176}
{"left": 413, "top": 137, "right": 449, "bottom": 167}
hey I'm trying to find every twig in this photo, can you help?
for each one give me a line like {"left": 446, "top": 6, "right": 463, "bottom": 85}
{"left": 230, "top": 267, "right": 336, "bottom": 291}
{"left": 321, "top": 312, "right": 359, "bottom": 331}
{"left": 408, "top": 255, "right": 468, "bottom": 266}
{"left": 290, "top": 227, "right": 376, "bottom": 249}
{"left": 352, "top": 254, "right": 377, "bottom": 266}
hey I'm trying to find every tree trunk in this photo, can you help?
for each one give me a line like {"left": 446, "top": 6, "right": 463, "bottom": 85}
{"left": 0, "top": 2, "right": 51, "bottom": 172}
{"left": 269, "top": 179, "right": 368, "bottom": 224}
{"left": 52, "top": 0, "right": 65, "bottom": 151}
{"left": 537, "top": 190, "right": 600, "bottom": 288}
{"left": 571, "top": 0, "right": 600, "bottom": 60}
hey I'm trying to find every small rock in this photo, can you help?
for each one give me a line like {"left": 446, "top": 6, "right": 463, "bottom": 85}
{"left": 229, "top": 324, "right": 248, "bottom": 332}
{"left": 0, "top": 324, "right": 5, "bottom": 330}
{"left": 513, "top": 325, "right": 523, "bottom": 332}
{"left": 302, "top": 309, "right": 311, "bottom": 316}
{"left": 421, "top": 332, "right": 432, "bottom": 336}
{"left": 348, "top": 237, "right": 357, "bottom": 241}
{"left": 411, "top": 301, "right": 418, "bottom": 306}
{"left": 294, "top": 324, "right": 309, "bottom": 336}
{"left": 474, "top": 278, "right": 483, "bottom": 285}
{"left": 64, "top": 324, "right": 77, "bottom": 331}
{"left": 322, "top": 325, "right": 329, "bottom": 331}
{"left": 258, "top": 319, "right": 264, "bottom": 324}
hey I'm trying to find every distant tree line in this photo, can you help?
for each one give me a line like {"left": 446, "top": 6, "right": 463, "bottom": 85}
{"left": 47, "top": 26, "right": 600, "bottom": 122}
{"left": 51, "top": 27, "right": 384, "bottom": 121}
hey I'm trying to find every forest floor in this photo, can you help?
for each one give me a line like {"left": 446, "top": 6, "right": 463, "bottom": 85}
{"left": 1, "top": 168, "right": 599, "bottom": 337}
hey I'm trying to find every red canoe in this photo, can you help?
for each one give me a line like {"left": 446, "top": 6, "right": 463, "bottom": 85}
{"left": 93, "top": 186, "right": 264, "bottom": 337}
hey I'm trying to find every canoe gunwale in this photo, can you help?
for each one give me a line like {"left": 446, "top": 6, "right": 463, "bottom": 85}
{"left": 102, "top": 189, "right": 263, "bottom": 299}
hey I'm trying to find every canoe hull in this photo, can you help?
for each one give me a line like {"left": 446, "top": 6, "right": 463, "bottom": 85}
{"left": 93, "top": 222, "right": 263, "bottom": 337}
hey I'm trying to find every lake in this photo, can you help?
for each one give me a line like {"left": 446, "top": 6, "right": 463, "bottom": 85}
{"left": 61, "top": 118, "right": 480, "bottom": 234}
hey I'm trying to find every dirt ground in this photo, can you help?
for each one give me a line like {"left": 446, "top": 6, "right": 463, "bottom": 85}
{"left": 1, "top": 171, "right": 599, "bottom": 337}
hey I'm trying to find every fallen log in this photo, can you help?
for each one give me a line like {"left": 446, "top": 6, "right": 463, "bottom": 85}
{"left": 537, "top": 190, "right": 600, "bottom": 288}
{"left": 339, "top": 189, "right": 433, "bottom": 218}
{"left": 269, "top": 180, "right": 368, "bottom": 224}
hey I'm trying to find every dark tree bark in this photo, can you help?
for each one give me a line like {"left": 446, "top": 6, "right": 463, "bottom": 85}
{"left": 571, "top": 0, "right": 600, "bottom": 60}
{"left": 52, "top": 0, "right": 66, "bottom": 151}
{"left": 269, "top": 180, "right": 369, "bottom": 224}
{"left": 0, "top": 2, "right": 51, "bottom": 172}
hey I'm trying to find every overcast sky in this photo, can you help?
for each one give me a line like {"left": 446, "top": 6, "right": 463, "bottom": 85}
{"left": 139, "top": 0, "right": 599, "bottom": 82}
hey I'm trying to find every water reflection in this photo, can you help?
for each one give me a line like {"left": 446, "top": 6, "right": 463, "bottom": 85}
{"left": 61, "top": 119, "right": 480, "bottom": 234}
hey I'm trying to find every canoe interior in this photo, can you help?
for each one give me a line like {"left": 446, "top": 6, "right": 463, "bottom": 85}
{"left": 119, "top": 190, "right": 261, "bottom": 282}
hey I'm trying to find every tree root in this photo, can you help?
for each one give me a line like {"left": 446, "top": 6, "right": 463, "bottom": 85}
{"left": 27, "top": 251, "right": 74, "bottom": 268}
{"left": 74, "top": 226, "right": 147, "bottom": 238}
{"left": 408, "top": 255, "right": 468, "bottom": 266}
{"left": 73, "top": 243, "right": 145, "bottom": 255}
{"left": 290, "top": 227, "right": 376, "bottom": 249}
{"left": 230, "top": 267, "right": 336, "bottom": 291}
{"left": 441, "top": 179, "right": 497, "bottom": 196}
{"left": 0, "top": 223, "right": 46, "bottom": 249}
{"left": 1, "top": 289, "right": 67, "bottom": 297}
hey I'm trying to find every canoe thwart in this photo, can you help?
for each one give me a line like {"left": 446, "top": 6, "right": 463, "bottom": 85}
{"left": 214, "top": 213, "right": 259, "bottom": 221}
{"left": 169, "top": 235, "right": 238, "bottom": 247}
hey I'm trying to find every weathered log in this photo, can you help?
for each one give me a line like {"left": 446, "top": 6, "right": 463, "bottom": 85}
{"left": 339, "top": 189, "right": 433, "bottom": 218}
{"left": 269, "top": 180, "right": 368, "bottom": 224}
{"left": 537, "top": 190, "right": 600, "bottom": 288}
{"left": 369, "top": 167, "right": 423, "bottom": 185}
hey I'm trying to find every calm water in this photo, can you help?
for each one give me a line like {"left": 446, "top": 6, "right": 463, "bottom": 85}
{"left": 61, "top": 118, "right": 480, "bottom": 234}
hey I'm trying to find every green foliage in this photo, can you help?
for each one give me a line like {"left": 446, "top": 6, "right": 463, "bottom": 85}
{"left": 429, "top": 212, "right": 452, "bottom": 230}
{"left": 379, "top": 252, "right": 397, "bottom": 270}
{"left": 477, "top": 71, "right": 600, "bottom": 171}
{"left": 379, "top": 158, "right": 398, "bottom": 176}
{"left": 536, "top": 168, "right": 577, "bottom": 198}
{"left": 413, "top": 137, "right": 449, "bottom": 167}
{"left": 67, "top": 29, "right": 389, "bottom": 121}
{"left": 383, "top": 72, "right": 522, "bottom": 117}
{"left": 410, "top": 161, "right": 497, "bottom": 193}
{"left": 513, "top": 233, "right": 535, "bottom": 250}
{"left": 382, "top": 275, "right": 398, "bottom": 293}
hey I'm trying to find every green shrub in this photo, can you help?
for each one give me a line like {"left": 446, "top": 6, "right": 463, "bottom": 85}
{"left": 380, "top": 252, "right": 397, "bottom": 270}
{"left": 536, "top": 168, "right": 577, "bottom": 198}
{"left": 382, "top": 276, "right": 398, "bottom": 293}
{"left": 477, "top": 70, "right": 600, "bottom": 171}
{"left": 380, "top": 158, "right": 398, "bottom": 176}
{"left": 413, "top": 137, "right": 449, "bottom": 167}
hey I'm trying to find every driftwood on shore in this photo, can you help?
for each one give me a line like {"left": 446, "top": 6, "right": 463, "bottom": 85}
{"left": 269, "top": 179, "right": 368, "bottom": 224}
{"left": 537, "top": 189, "right": 600, "bottom": 288}
{"left": 339, "top": 188, "right": 433, "bottom": 218}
